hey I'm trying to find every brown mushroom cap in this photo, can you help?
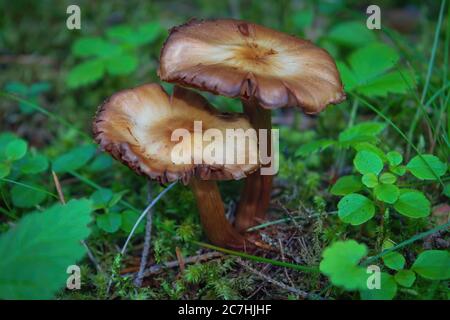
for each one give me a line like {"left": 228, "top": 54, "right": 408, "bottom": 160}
{"left": 159, "top": 19, "right": 346, "bottom": 114}
{"left": 93, "top": 84, "right": 259, "bottom": 184}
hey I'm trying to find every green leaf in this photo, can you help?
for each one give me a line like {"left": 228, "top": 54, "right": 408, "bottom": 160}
{"left": 361, "top": 173, "right": 378, "bottom": 188}
{"left": 338, "top": 122, "right": 386, "bottom": 144}
{"left": 338, "top": 193, "right": 375, "bottom": 225}
{"left": 374, "top": 184, "right": 399, "bottom": 204}
{"left": 11, "top": 183, "right": 47, "bottom": 208}
{"left": 29, "top": 82, "right": 51, "bottom": 95}
{"left": 0, "top": 163, "right": 11, "bottom": 178}
{"left": 72, "top": 37, "right": 121, "bottom": 57}
{"left": 5, "top": 139, "right": 28, "bottom": 161}
{"left": 136, "top": 22, "right": 163, "bottom": 44}
{"left": 349, "top": 43, "right": 399, "bottom": 82}
{"left": 339, "top": 43, "right": 415, "bottom": 97}
{"left": 0, "top": 199, "right": 92, "bottom": 299}
{"left": 66, "top": 59, "right": 105, "bottom": 88}
{"left": 18, "top": 153, "right": 49, "bottom": 174}
{"left": 390, "top": 165, "right": 406, "bottom": 176}
{"left": 394, "top": 270, "right": 416, "bottom": 287}
{"left": 96, "top": 212, "right": 122, "bottom": 233}
{"left": 354, "top": 150, "right": 384, "bottom": 175}
{"left": 411, "top": 250, "right": 450, "bottom": 280}
{"left": 444, "top": 183, "right": 450, "bottom": 198}
{"left": 379, "top": 172, "right": 397, "bottom": 184}
{"left": 90, "top": 188, "right": 113, "bottom": 210}
{"left": 327, "top": 21, "right": 376, "bottom": 47}
{"left": 319, "top": 240, "right": 368, "bottom": 291}
{"left": 4, "top": 81, "right": 29, "bottom": 95}
{"left": 330, "top": 175, "right": 363, "bottom": 195}
{"left": 393, "top": 191, "right": 430, "bottom": 218}
{"left": 352, "top": 142, "right": 386, "bottom": 161}
{"left": 52, "top": 144, "right": 96, "bottom": 173}
{"left": 295, "top": 139, "right": 334, "bottom": 157}
{"left": 360, "top": 272, "right": 397, "bottom": 300}
{"left": 105, "top": 54, "right": 138, "bottom": 75}
{"left": 121, "top": 210, "right": 145, "bottom": 234}
{"left": 406, "top": 154, "right": 447, "bottom": 180}
{"left": 387, "top": 151, "right": 403, "bottom": 166}
{"left": 88, "top": 154, "right": 113, "bottom": 172}
{"left": 382, "top": 251, "right": 405, "bottom": 270}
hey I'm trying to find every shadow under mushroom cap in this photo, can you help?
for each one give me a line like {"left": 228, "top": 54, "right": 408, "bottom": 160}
{"left": 159, "top": 19, "right": 346, "bottom": 113}
{"left": 93, "top": 84, "right": 260, "bottom": 184}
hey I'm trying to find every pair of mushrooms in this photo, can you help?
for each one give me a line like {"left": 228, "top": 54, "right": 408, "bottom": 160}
{"left": 93, "top": 19, "right": 345, "bottom": 250}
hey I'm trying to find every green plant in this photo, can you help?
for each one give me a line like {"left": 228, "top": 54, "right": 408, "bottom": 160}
{"left": 66, "top": 22, "right": 163, "bottom": 88}
{"left": 320, "top": 240, "right": 450, "bottom": 300}
{"left": 4, "top": 81, "right": 51, "bottom": 114}
{"left": 0, "top": 199, "right": 93, "bottom": 299}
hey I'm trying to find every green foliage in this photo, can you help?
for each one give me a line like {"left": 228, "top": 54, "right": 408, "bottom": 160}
{"left": 66, "top": 22, "right": 163, "bottom": 88}
{"left": 406, "top": 155, "right": 447, "bottom": 180}
{"left": 52, "top": 144, "right": 96, "bottom": 173}
{"left": 330, "top": 175, "right": 363, "bottom": 195}
{"left": 0, "top": 199, "right": 92, "bottom": 299}
{"left": 338, "top": 193, "right": 375, "bottom": 225}
{"left": 337, "top": 43, "right": 415, "bottom": 97}
{"left": 4, "top": 81, "right": 51, "bottom": 114}
{"left": 327, "top": 21, "right": 376, "bottom": 48}
{"left": 354, "top": 150, "right": 383, "bottom": 175}
{"left": 411, "top": 250, "right": 450, "bottom": 280}
{"left": 319, "top": 240, "right": 367, "bottom": 290}
{"left": 394, "top": 270, "right": 416, "bottom": 288}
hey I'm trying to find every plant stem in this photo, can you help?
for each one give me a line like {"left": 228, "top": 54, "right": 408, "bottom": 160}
{"left": 189, "top": 177, "right": 251, "bottom": 250}
{"left": 235, "top": 98, "right": 273, "bottom": 232}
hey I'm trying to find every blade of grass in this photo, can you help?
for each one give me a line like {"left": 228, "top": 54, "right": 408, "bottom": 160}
{"left": 190, "top": 240, "right": 320, "bottom": 273}
{"left": 407, "top": 0, "right": 447, "bottom": 153}
{"left": 0, "top": 91, "right": 89, "bottom": 139}
{"left": 0, "top": 177, "right": 58, "bottom": 199}
{"left": 363, "top": 221, "right": 450, "bottom": 265}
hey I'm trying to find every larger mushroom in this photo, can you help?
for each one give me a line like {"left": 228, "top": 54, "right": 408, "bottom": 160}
{"left": 158, "top": 18, "right": 346, "bottom": 231}
{"left": 93, "top": 83, "right": 260, "bottom": 249}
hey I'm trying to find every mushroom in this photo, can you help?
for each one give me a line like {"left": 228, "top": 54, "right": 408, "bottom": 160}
{"left": 158, "top": 18, "right": 346, "bottom": 231}
{"left": 93, "top": 83, "right": 260, "bottom": 249}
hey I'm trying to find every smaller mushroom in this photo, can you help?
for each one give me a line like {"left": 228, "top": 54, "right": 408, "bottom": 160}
{"left": 159, "top": 19, "right": 346, "bottom": 231}
{"left": 93, "top": 83, "right": 260, "bottom": 249}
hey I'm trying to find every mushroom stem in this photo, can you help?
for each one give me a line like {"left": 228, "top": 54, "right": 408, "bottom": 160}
{"left": 189, "top": 177, "right": 250, "bottom": 250}
{"left": 235, "top": 99, "right": 273, "bottom": 232}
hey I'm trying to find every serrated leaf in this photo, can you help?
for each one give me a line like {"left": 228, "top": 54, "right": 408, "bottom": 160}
{"left": 96, "top": 212, "right": 122, "bottom": 233}
{"left": 339, "top": 122, "right": 386, "bottom": 144}
{"left": 338, "top": 193, "right": 375, "bottom": 225}
{"left": 382, "top": 251, "right": 405, "bottom": 270}
{"left": 411, "top": 250, "right": 450, "bottom": 280}
{"left": 354, "top": 150, "right": 384, "bottom": 175}
{"left": 330, "top": 175, "right": 363, "bottom": 195}
{"left": 406, "top": 154, "right": 447, "bottom": 180}
{"left": 349, "top": 43, "right": 399, "bottom": 82}
{"left": 319, "top": 240, "right": 368, "bottom": 291}
{"left": 52, "top": 144, "right": 96, "bottom": 173}
{"left": 394, "top": 270, "right": 416, "bottom": 287}
{"left": 374, "top": 184, "right": 399, "bottom": 204}
{"left": 11, "top": 183, "right": 47, "bottom": 208}
{"left": 393, "top": 191, "right": 430, "bottom": 218}
{"left": 0, "top": 199, "right": 92, "bottom": 299}
{"left": 66, "top": 59, "right": 105, "bottom": 88}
